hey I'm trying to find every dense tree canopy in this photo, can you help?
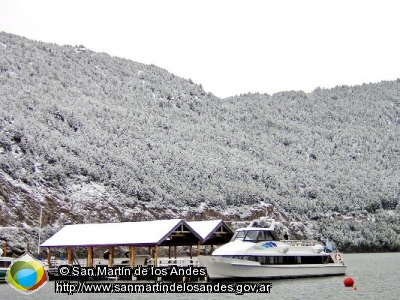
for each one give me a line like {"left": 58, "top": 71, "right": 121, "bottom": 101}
{"left": 0, "top": 32, "right": 399, "bottom": 252}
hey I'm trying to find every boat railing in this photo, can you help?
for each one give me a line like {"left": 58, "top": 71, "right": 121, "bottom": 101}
{"left": 280, "top": 239, "right": 320, "bottom": 246}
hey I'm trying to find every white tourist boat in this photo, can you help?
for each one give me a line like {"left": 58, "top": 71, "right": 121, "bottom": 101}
{"left": 0, "top": 255, "right": 14, "bottom": 282}
{"left": 199, "top": 219, "right": 346, "bottom": 280}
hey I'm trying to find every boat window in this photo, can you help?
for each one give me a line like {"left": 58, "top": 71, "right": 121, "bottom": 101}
{"left": 264, "top": 231, "right": 275, "bottom": 241}
{"left": 257, "top": 231, "right": 275, "bottom": 241}
{"left": 241, "top": 230, "right": 276, "bottom": 242}
{"left": 269, "top": 256, "right": 275, "bottom": 264}
{"left": 257, "top": 256, "right": 267, "bottom": 264}
{"left": 0, "top": 261, "right": 11, "bottom": 268}
{"left": 249, "top": 256, "right": 257, "bottom": 262}
{"left": 257, "top": 231, "right": 266, "bottom": 241}
{"left": 244, "top": 231, "right": 259, "bottom": 241}
{"left": 231, "top": 231, "right": 246, "bottom": 241}
{"left": 222, "top": 255, "right": 332, "bottom": 265}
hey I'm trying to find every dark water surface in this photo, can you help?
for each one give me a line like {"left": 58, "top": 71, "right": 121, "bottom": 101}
{"left": 1, "top": 252, "right": 399, "bottom": 299}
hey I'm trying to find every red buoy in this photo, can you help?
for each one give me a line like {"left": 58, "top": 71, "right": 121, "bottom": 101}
{"left": 343, "top": 277, "right": 355, "bottom": 287}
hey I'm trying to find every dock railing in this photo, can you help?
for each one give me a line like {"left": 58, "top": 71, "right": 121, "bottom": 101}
{"left": 158, "top": 257, "right": 199, "bottom": 267}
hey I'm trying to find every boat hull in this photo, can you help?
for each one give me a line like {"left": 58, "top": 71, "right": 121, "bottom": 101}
{"left": 199, "top": 256, "right": 347, "bottom": 280}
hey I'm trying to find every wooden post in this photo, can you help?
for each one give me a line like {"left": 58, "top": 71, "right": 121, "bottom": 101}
{"left": 197, "top": 241, "right": 201, "bottom": 256}
{"left": 174, "top": 245, "right": 177, "bottom": 258}
{"left": 87, "top": 247, "right": 93, "bottom": 267}
{"left": 67, "top": 248, "right": 73, "bottom": 264}
{"left": 154, "top": 245, "right": 158, "bottom": 267}
{"left": 3, "top": 242, "right": 6, "bottom": 257}
{"left": 108, "top": 247, "right": 114, "bottom": 267}
{"left": 129, "top": 246, "right": 135, "bottom": 268}
{"left": 168, "top": 246, "right": 171, "bottom": 259}
{"left": 189, "top": 245, "right": 192, "bottom": 259}
{"left": 47, "top": 248, "right": 51, "bottom": 268}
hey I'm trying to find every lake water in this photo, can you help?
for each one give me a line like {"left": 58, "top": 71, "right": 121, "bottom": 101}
{"left": 1, "top": 252, "right": 399, "bottom": 300}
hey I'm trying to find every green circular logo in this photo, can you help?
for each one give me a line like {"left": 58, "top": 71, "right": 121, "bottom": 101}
{"left": 6, "top": 253, "right": 48, "bottom": 294}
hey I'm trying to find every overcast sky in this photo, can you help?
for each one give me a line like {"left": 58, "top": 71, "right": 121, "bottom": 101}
{"left": 1, "top": 0, "right": 399, "bottom": 98}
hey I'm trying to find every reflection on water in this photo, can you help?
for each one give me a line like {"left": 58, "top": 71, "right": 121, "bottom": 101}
{"left": 1, "top": 252, "right": 399, "bottom": 300}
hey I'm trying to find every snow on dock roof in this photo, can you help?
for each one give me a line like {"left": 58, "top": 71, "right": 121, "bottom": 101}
{"left": 41, "top": 219, "right": 192, "bottom": 248}
{"left": 41, "top": 219, "right": 234, "bottom": 248}
{"left": 186, "top": 220, "right": 224, "bottom": 240}
{"left": 187, "top": 220, "right": 233, "bottom": 244}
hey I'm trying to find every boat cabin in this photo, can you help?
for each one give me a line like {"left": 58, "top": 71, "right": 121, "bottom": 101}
{"left": 0, "top": 258, "right": 13, "bottom": 268}
{"left": 230, "top": 228, "right": 279, "bottom": 243}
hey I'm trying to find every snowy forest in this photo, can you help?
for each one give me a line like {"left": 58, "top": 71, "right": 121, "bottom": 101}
{"left": 0, "top": 31, "right": 399, "bottom": 254}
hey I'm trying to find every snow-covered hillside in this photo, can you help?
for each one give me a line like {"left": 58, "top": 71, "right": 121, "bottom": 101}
{"left": 0, "top": 32, "right": 399, "bottom": 253}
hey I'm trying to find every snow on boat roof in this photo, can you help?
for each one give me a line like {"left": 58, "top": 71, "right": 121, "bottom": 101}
{"left": 41, "top": 219, "right": 187, "bottom": 248}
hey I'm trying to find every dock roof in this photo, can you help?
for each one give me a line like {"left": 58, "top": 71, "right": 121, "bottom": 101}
{"left": 41, "top": 219, "right": 202, "bottom": 248}
{"left": 41, "top": 219, "right": 234, "bottom": 248}
{"left": 187, "top": 220, "right": 233, "bottom": 245}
